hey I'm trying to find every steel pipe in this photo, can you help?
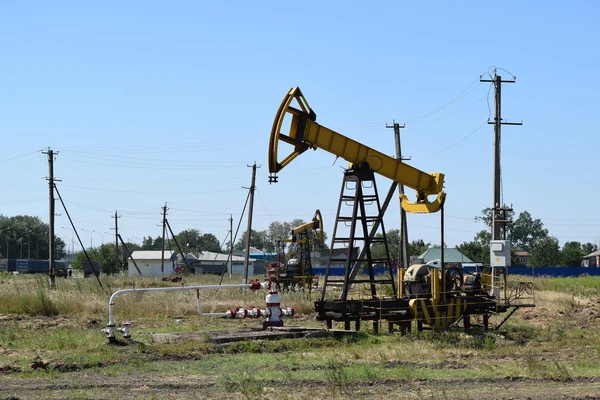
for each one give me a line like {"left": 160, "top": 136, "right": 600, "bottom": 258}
{"left": 103, "top": 282, "right": 267, "bottom": 340}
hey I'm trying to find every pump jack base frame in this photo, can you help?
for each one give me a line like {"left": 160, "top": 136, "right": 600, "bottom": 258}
{"left": 315, "top": 297, "right": 534, "bottom": 333}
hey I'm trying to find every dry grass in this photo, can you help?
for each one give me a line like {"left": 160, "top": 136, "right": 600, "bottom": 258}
{"left": 4, "top": 274, "right": 600, "bottom": 399}
{"left": 0, "top": 273, "right": 316, "bottom": 319}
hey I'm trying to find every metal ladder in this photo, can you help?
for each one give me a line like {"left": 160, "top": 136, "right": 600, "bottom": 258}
{"left": 320, "top": 164, "right": 396, "bottom": 302}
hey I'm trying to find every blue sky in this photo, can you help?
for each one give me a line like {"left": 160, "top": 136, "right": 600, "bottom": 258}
{"left": 1, "top": 1, "right": 599, "bottom": 251}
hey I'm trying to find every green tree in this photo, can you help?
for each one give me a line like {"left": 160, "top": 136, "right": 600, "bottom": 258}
{"left": 152, "top": 236, "right": 165, "bottom": 250}
{"left": 457, "top": 230, "right": 491, "bottom": 264}
{"left": 370, "top": 229, "right": 399, "bottom": 261}
{"left": 560, "top": 241, "right": 585, "bottom": 266}
{"left": 313, "top": 230, "right": 329, "bottom": 251}
{"left": 0, "top": 215, "right": 66, "bottom": 259}
{"left": 582, "top": 242, "right": 598, "bottom": 255}
{"left": 510, "top": 211, "right": 548, "bottom": 252}
{"left": 141, "top": 236, "right": 156, "bottom": 250}
{"left": 265, "top": 219, "right": 306, "bottom": 252}
{"left": 71, "top": 241, "right": 140, "bottom": 275}
{"left": 72, "top": 244, "right": 114, "bottom": 274}
{"left": 475, "top": 207, "right": 515, "bottom": 234}
{"left": 197, "top": 233, "right": 221, "bottom": 253}
{"left": 464, "top": 208, "right": 550, "bottom": 265}
{"left": 234, "top": 229, "right": 267, "bottom": 251}
{"left": 529, "top": 236, "right": 561, "bottom": 266}
{"left": 369, "top": 231, "right": 430, "bottom": 263}
{"left": 408, "top": 239, "right": 431, "bottom": 259}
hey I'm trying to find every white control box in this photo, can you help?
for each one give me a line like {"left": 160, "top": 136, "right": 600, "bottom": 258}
{"left": 490, "top": 240, "right": 511, "bottom": 267}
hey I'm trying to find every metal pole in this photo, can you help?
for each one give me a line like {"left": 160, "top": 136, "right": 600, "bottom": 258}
{"left": 387, "top": 121, "right": 410, "bottom": 268}
{"left": 441, "top": 203, "right": 445, "bottom": 301}
{"left": 161, "top": 203, "right": 167, "bottom": 277}
{"left": 492, "top": 75, "right": 502, "bottom": 240}
{"left": 480, "top": 73, "right": 521, "bottom": 240}
{"left": 229, "top": 214, "right": 233, "bottom": 278}
{"left": 113, "top": 211, "right": 120, "bottom": 275}
{"left": 45, "top": 149, "right": 56, "bottom": 289}
{"left": 28, "top": 231, "right": 31, "bottom": 259}
{"left": 243, "top": 163, "right": 258, "bottom": 286}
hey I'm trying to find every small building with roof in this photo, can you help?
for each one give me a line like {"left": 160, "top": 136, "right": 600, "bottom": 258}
{"left": 128, "top": 250, "right": 177, "bottom": 277}
{"left": 582, "top": 249, "right": 600, "bottom": 267}
{"left": 191, "top": 251, "right": 256, "bottom": 275}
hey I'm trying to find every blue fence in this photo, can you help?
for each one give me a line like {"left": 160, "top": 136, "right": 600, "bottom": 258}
{"left": 312, "top": 266, "right": 600, "bottom": 278}
{"left": 508, "top": 266, "right": 600, "bottom": 277}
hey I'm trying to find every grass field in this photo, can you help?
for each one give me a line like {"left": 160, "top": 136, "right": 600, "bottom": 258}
{"left": 2, "top": 273, "right": 600, "bottom": 399}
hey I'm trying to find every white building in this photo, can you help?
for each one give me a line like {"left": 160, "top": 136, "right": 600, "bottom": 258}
{"left": 128, "top": 250, "right": 177, "bottom": 277}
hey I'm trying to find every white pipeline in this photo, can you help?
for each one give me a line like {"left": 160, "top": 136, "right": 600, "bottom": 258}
{"left": 196, "top": 288, "right": 295, "bottom": 319}
{"left": 103, "top": 281, "right": 268, "bottom": 340}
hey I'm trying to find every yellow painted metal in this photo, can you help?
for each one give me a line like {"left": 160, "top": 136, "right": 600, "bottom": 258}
{"left": 291, "top": 209, "right": 323, "bottom": 243}
{"left": 268, "top": 87, "right": 446, "bottom": 213}
{"left": 481, "top": 266, "right": 492, "bottom": 292}
{"left": 397, "top": 268, "right": 405, "bottom": 298}
{"left": 431, "top": 269, "right": 441, "bottom": 303}
{"left": 409, "top": 295, "right": 466, "bottom": 330}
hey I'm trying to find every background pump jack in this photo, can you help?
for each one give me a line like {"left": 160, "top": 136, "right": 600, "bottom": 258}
{"left": 269, "top": 87, "right": 534, "bottom": 333}
{"left": 268, "top": 209, "right": 324, "bottom": 291}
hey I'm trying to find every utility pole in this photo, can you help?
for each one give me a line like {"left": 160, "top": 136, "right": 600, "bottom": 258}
{"left": 184, "top": 230, "right": 188, "bottom": 257}
{"left": 161, "top": 203, "right": 168, "bottom": 277}
{"left": 480, "top": 72, "right": 522, "bottom": 240}
{"left": 43, "top": 148, "right": 57, "bottom": 289}
{"left": 243, "top": 163, "right": 259, "bottom": 287}
{"left": 386, "top": 121, "right": 410, "bottom": 269}
{"left": 112, "top": 211, "right": 121, "bottom": 275}
{"left": 229, "top": 214, "right": 233, "bottom": 278}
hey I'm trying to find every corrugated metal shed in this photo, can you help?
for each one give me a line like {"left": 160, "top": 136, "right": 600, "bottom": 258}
{"left": 196, "top": 251, "right": 252, "bottom": 262}
{"left": 416, "top": 248, "right": 473, "bottom": 263}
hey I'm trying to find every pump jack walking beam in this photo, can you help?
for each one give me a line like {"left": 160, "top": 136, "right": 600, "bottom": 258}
{"left": 268, "top": 87, "right": 446, "bottom": 214}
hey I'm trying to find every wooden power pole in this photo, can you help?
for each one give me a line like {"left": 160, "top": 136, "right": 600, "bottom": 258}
{"left": 480, "top": 72, "right": 522, "bottom": 240}
{"left": 161, "top": 203, "right": 168, "bottom": 277}
{"left": 386, "top": 121, "right": 410, "bottom": 269}
{"left": 43, "top": 148, "right": 57, "bottom": 290}
{"left": 243, "top": 163, "right": 259, "bottom": 287}
{"left": 229, "top": 214, "right": 233, "bottom": 278}
{"left": 112, "top": 211, "right": 121, "bottom": 274}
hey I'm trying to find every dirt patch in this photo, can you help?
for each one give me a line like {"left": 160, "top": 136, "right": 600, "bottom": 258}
{"left": 576, "top": 298, "right": 600, "bottom": 320}
{"left": 2, "top": 373, "right": 600, "bottom": 399}
{"left": 0, "top": 365, "right": 22, "bottom": 374}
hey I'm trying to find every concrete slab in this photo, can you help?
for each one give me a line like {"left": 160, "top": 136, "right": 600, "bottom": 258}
{"left": 152, "top": 326, "right": 357, "bottom": 344}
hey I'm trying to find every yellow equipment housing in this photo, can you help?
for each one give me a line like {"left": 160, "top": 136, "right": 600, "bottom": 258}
{"left": 268, "top": 87, "right": 446, "bottom": 213}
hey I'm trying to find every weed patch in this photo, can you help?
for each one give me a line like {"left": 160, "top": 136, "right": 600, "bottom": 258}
{"left": 219, "top": 368, "right": 265, "bottom": 399}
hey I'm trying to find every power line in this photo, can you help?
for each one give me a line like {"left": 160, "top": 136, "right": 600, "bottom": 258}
{"left": 405, "top": 78, "right": 482, "bottom": 123}
{"left": 412, "top": 121, "right": 488, "bottom": 159}
{"left": 57, "top": 138, "right": 261, "bottom": 151}
{"left": 57, "top": 183, "right": 241, "bottom": 195}
{"left": 0, "top": 150, "right": 43, "bottom": 164}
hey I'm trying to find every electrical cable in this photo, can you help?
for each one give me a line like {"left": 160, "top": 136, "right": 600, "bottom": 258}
{"left": 0, "top": 150, "right": 43, "bottom": 164}
{"left": 413, "top": 121, "right": 488, "bottom": 158}
{"left": 405, "top": 78, "right": 482, "bottom": 124}
{"left": 57, "top": 183, "right": 240, "bottom": 195}
{"left": 0, "top": 178, "right": 44, "bottom": 190}
{"left": 57, "top": 138, "right": 261, "bottom": 151}
{"left": 217, "top": 190, "right": 251, "bottom": 286}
